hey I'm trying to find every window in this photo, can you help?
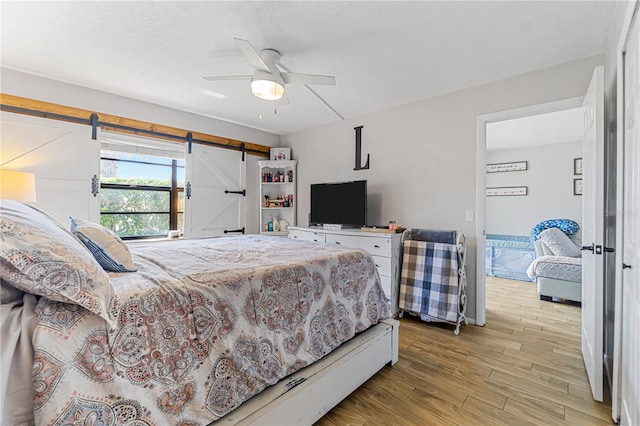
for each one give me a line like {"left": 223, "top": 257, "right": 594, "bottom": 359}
{"left": 100, "top": 135, "right": 184, "bottom": 239}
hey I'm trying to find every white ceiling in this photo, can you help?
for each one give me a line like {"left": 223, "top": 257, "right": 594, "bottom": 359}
{"left": 1, "top": 1, "right": 617, "bottom": 136}
{"left": 486, "top": 107, "right": 585, "bottom": 151}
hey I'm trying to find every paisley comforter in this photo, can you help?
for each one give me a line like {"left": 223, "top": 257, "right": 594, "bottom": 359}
{"left": 30, "top": 235, "right": 389, "bottom": 425}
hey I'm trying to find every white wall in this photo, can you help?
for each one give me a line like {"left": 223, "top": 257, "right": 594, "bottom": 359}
{"left": 486, "top": 141, "right": 583, "bottom": 236}
{"left": 281, "top": 54, "right": 605, "bottom": 322}
{"left": 1, "top": 69, "right": 281, "bottom": 234}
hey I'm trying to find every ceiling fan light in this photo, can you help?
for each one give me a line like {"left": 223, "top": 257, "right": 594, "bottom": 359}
{"left": 251, "top": 79, "right": 284, "bottom": 100}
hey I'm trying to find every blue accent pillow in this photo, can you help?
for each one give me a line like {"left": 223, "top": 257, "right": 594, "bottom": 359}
{"left": 531, "top": 219, "right": 580, "bottom": 241}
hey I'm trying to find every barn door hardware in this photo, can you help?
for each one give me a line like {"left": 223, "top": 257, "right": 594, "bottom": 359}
{"left": 186, "top": 182, "right": 192, "bottom": 199}
{"left": 225, "top": 189, "right": 246, "bottom": 196}
{"left": 622, "top": 263, "right": 632, "bottom": 269}
{"left": 91, "top": 175, "right": 99, "bottom": 197}
{"left": 224, "top": 227, "right": 245, "bottom": 234}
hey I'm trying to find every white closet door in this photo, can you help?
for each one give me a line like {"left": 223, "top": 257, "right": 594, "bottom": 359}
{"left": 183, "top": 143, "right": 245, "bottom": 238}
{"left": 0, "top": 111, "right": 100, "bottom": 223}
{"left": 581, "top": 66, "right": 605, "bottom": 402}
{"left": 621, "top": 10, "right": 640, "bottom": 425}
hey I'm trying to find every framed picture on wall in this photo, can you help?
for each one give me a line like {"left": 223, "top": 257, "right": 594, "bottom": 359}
{"left": 574, "top": 157, "right": 583, "bottom": 175}
{"left": 574, "top": 178, "right": 583, "bottom": 195}
{"left": 486, "top": 161, "right": 528, "bottom": 173}
{"left": 486, "top": 186, "right": 528, "bottom": 196}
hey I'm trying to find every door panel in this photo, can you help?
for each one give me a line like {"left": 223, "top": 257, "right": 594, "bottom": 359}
{"left": 0, "top": 111, "right": 100, "bottom": 222}
{"left": 581, "top": 66, "right": 604, "bottom": 402}
{"left": 184, "top": 144, "right": 245, "bottom": 238}
{"left": 621, "top": 11, "right": 640, "bottom": 425}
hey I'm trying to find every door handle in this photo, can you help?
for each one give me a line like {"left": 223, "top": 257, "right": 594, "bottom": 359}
{"left": 581, "top": 244, "right": 594, "bottom": 253}
{"left": 224, "top": 227, "right": 245, "bottom": 234}
{"left": 225, "top": 189, "right": 246, "bottom": 196}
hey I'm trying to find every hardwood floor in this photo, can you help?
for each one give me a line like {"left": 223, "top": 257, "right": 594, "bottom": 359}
{"left": 315, "top": 276, "right": 613, "bottom": 425}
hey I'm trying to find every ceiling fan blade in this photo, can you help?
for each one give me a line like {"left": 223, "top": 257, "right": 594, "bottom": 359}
{"left": 234, "top": 38, "right": 270, "bottom": 72}
{"left": 277, "top": 94, "right": 290, "bottom": 106}
{"left": 203, "top": 75, "right": 252, "bottom": 81}
{"left": 281, "top": 72, "right": 336, "bottom": 86}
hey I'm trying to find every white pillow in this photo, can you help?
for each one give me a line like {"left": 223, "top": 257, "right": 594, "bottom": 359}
{"left": 538, "top": 228, "right": 581, "bottom": 258}
{"left": 70, "top": 217, "right": 136, "bottom": 272}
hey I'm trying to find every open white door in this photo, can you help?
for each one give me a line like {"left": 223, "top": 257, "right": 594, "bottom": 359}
{"left": 581, "top": 66, "right": 605, "bottom": 402}
{"left": 184, "top": 143, "right": 246, "bottom": 238}
{"left": 620, "top": 9, "right": 640, "bottom": 425}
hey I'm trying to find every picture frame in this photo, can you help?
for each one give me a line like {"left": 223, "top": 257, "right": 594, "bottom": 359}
{"left": 574, "top": 157, "right": 583, "bottom": 175}
{"left": 574, "top": 178, "right": 583, "bottom": 195}
{"left": 486, "top": 161, "right": 528, "bottom": 173}
{"left": 486, "top": 186, "right": 528, "bottom": 196}
{"left": 270, "top": 147, "right": 291, "bottom": 161}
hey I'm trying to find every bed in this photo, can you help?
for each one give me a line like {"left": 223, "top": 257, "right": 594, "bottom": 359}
{"left": 0, "top": 200, "right": 398, "bottom": 425}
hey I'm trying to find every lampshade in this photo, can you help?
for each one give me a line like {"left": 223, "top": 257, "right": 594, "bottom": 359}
{"left": 0, "top": 170, "right": 37, "bottom": 202}
{"left": 251, "top": 78, "right": 285, "bottom": 101}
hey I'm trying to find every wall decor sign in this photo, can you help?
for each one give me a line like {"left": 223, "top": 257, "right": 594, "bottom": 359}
{"left": 486, "top": 161, "right": 528, "bottom": 173}
{"left": 353, "top": 125, "right": 370, "bottom": 170}
{"left": 574, "top": 157, "right": 583, "bottom": 175}
{"left": 574, "top": 178, "right": 583, "bottom": 195}
{"left": 486, "top": 186, "right": 528, "bottom": 196}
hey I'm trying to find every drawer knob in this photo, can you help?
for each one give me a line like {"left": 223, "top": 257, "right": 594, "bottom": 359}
{"left": 335, "top": 241, "right": 341, "bottom": 244}
{"left": 374, "top": 245, "right": 380, "bottom": 248}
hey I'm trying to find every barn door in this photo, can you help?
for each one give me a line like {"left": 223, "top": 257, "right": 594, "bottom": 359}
{"left": 580, "top": 66, "right": 605, "bottom": 402}
{"left": 183, "top": 143, "right": 246, "bottom": 238}
{"left": 0, "top": 111, "right": 100, "bottom": 222}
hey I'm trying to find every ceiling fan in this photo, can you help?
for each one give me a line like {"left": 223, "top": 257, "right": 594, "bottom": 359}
{"left": 203, "top": 38, "right": 336, "bottom": 103}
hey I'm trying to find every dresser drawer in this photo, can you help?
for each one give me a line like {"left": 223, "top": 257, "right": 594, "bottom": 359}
{"left": 326, "top": 234, "right": 391, "bottom": 256}
{"left": 371, "top": 255, "right": 391, "bottom": 277}
{"left": 288, "top": 229, "right": 326, "bottom": 242}
{"left": 378, "top": 274, "right": 392, "bottom": 299}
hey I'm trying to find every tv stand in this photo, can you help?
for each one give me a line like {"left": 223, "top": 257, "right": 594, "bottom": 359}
{"left": 288, "top": 226, "right": 402, "bottom": 317}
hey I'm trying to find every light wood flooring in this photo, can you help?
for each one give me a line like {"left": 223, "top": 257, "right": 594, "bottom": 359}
{"left": 315, "top": 276, "right": 613, "bottom": 425}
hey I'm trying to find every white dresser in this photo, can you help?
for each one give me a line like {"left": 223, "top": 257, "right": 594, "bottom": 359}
{"left": 288, "top": 227, "right": 402, "bottom": 317}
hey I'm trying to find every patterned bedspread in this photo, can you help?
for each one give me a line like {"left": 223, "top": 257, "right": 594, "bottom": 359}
{"left": 31, "top": 235, "right": 389, "bottom": 425}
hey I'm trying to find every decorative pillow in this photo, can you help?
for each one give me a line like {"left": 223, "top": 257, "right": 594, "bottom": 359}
{"left": 537, "top": 228, "right": 581, "bottom": 258}
{"left": 0, "top": 200, "right": 116, "bottom": 324}
{"left": 531, "top": 219, "right": 580, "bottom": 241}
{"left": 70, "top": 217, "right": 136, "bottom": 272}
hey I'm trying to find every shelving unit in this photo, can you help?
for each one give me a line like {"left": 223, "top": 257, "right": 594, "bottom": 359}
{"left": 259, "top": 160, "right": 296, "bottom": 236}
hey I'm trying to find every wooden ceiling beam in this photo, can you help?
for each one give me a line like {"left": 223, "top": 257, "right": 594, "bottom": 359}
{"left": 0, "top": 93, "right": 271, "bottom": 157}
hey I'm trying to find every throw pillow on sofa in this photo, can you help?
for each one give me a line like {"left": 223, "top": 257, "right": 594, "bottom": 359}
{"left": 538, "top": 227, "right": 581, "bottom": 258}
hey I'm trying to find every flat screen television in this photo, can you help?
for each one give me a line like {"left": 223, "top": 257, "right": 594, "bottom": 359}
{"left": 310, "top": 180, "right": 367, "bottom": 228}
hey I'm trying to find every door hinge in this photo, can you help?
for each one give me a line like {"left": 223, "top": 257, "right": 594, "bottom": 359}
{"left": 241, "top": 142, "right": 246, "bottom": 161}
{"left": 91, "top": 174, "right": 99, "bottom": 197}
{"left": 186, "top": 181, "right": 192, "bottom": 199}
{"left": 225, "top": 189, "right": 246, "bottom": 196}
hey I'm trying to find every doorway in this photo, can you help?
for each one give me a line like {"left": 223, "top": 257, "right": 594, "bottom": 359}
{"left": 475, "top": 96, "right": 584, "bottom": 326}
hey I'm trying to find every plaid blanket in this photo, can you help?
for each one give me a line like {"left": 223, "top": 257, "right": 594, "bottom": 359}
{"left": 399, "top": 240, "right": 459, "bottom": 322}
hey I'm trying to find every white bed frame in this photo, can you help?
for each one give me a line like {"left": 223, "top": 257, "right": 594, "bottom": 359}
{"left": 215, "top": 318, "right": 399, "bottom": 425}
